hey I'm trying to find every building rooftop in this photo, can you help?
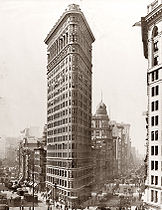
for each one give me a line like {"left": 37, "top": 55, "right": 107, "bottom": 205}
{"left": 44, "top": 4, "right": 95, "bottom": 44}
{"left": 95, "top": 101, "right": 108, "bottom": 116}
{"left": 147, "top": 0, "right": 162, "bottom": 13}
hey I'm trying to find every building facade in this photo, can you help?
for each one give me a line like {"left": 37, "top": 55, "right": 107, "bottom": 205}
{"left": 34, "top": 147, "right": 47, "bottom": 192}
{"left": 111, "top": 121, "right": 131, "bottom": 177}
{"left": 17, "top": 127, "right": 47, "bottom": 188}
{"left": 45, "top": 4, "right": 95, "bottom": 208}
{"left": 92, "top": 101, "right": 115, "bottom": 191}
{"left": 141, "top": 0, "right": 162, "bottom": 209}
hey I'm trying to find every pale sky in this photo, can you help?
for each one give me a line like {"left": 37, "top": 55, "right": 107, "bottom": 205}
{"left": 0, "top": 0, "right": 153, "bottom": 154}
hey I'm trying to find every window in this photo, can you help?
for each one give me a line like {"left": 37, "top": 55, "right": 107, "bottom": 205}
{"left": 155, "top": 191, "right": 158, "bottom": 203}
{"left": 155, "top": 161, "right": 158, "bottom": 170}
{"left": 153, "top": 41, "right": 158, "bottom": 52}
{"left": 152, "top": 26, "right": 158, "bottom": 38}
{"left": 151, "top": 116, "right": 154, "bottom": 126}
{"left": 155, "top": 100, "right": 158, "bottom": 110}
{"left": 151, "top": 161, "right": 154, "bottom": 170}
{"left": 154, "top": 56, "right": 158, "bottom": 66}
{"left": 151, "top": 85, "right": 159, "bottom": 96}
{"left": 155, "top": 130, "right": 158, "bottom": 140}
{"left": 151, "top": 175, "right": 154, "bottom": 184}
{"left": 155, "top": 85, "right": 159, "bottom": 95}
{"left": 152, "top": 101, "right": 159, "bottom": 111}
{"left": 151, "top": 131, "right": 154, "bottom": 141}
{"left": 151, "top": 146, "right": 154, "bottom": 155}
{"left": 155, "top": 146, "right": 158, "bottom": 155}
{"left": 152, "top": 72, "right": 155, "bottom": 81}
{"left": 152, "top": 87, "right": 154, "bottom": 97}
{"left": 151, "top": 190, "right": 154, "bottom": 202}
{"left": 155, "top": 115, "right": 158, "bottom": 126}
{"left": 151, "top": 101, "right": 154, "bottom": 111}
{"left": 155, "top": 70, "right": 159, "bottom": 80}
{"left": 151, "top": 116, "right": 159, "bottom": 126}
{"left": 155, "top": 176, "right": 158, "bottom": 185}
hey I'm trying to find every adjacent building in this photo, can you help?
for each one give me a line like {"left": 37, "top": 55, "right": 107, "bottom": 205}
{"left": 91, "top": 100, "right": 132, "bottom": 192}
{"left": 140, "top": 0, "right": 162, "bottom": 209}
{"left": 34, "top": 146, "right": 47, "bottom": 192}
{"left": 92, "top": 101, "right": 116, "bottom": 190}
{"left": 17, "top": 126, "right": 47, "bottom": 192}
{"left": 44, "top": 4, "right": 95, "bottom": 208}
{"left": 111, "top": 121, "right": 131, "bottom": 177}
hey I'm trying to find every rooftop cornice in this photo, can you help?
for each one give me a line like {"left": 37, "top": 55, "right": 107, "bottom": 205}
{"left": 145, "top": 3, "right": 162, "bottom": 22}
{"left": 45, "top": 4, "right": 95, "bottom": 44}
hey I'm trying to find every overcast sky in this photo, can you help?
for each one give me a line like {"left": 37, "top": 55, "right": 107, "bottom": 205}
{"left": 0, "top": 0, "right": 153, "bottom": 154}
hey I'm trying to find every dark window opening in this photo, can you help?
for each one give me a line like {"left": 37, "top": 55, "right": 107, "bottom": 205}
{"left": 151, "top": 161, "right": 154, "bottom": 170}
{"left": 151, "top": 116, "right": 154, "bottom": 126}
{"left": 152, "top": 26, "right": 158, "bottom": 38}
{"left": 151, "top": 146, "right": 154, "bottom": 155}
{"left": 155, "top": 176, "right": 158, "bottom": 185}
{"left": 155, "top": 146, "right": 158, "bottom": 155}
{"left": 151, "top": 131, "right": 154, "bottom": 141}
{"left": 155, "top": 115, "right": 158, "bottom": 126}
{"left": 154, "top": 56, "right": 158, "bottom": 66}
{"left": 155, "top": 130, "right": 158, "bottom": 140}
{"left": 155, "top": 161, "right": 158, "bottom": 170}
{"left": 153, "top": 41, "right": 158, "bottom": 52}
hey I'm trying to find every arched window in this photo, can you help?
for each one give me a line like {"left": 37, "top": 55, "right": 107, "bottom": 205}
{"left": 152, "top": 26, "right": 158, "bottom": 38}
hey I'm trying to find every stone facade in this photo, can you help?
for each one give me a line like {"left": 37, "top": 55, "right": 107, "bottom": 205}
{"left": 45, "top": 4, "right": 95, "bottom": 208}
{"left": 141, "top": 1, "right": 162, "bottom": 209}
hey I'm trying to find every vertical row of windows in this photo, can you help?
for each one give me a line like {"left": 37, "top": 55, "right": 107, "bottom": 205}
{"left": 150, "top": 26, "right": 160, "bottom": 205}
{"left": 152, "top": 26, "right": 159, "bottom": 67}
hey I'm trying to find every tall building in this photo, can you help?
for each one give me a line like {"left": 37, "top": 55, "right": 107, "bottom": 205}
{"left": 141, "top": 1, "right": 162, "bottom": 209}
{"left": 44, "top": 4, "right": 95, "bottom": 208}
{"left": 92, "top": 101, "right": 115, "bottom": 190}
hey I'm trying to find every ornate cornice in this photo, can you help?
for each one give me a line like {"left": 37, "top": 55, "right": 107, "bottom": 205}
{"left": 145, "top": 4, "right": 162, "bottom": 24}
{"left": 44, "top": 4, "right": 95, "bottom": 45}
{"left": 141, "top": 4, "right": 162, "bottom": 59}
